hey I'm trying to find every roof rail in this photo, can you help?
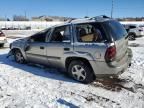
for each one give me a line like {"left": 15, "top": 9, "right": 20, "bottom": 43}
{"left": 66, "top": 18, "right": 77, "bottom": 23}
{"left": 89, "top": 15, "right": 110, "bottom": 20}
{"left": 66, "top": 15, "right": 110, "bottom": 23}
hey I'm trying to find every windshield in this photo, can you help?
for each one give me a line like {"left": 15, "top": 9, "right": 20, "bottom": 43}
{"left": 103, "top": 20, "right": 127, "bottom": 41}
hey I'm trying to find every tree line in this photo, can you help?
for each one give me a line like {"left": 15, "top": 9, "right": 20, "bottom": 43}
{"left": 0, "top": 15, "right": 144, "bottom": 21}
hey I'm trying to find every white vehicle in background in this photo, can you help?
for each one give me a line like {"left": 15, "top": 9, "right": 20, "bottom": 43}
{"left": 0, "top": 30, "right": 7, "bottom": 47}
{"left": 123, "top": 24, "right": 144, "bottom": 40}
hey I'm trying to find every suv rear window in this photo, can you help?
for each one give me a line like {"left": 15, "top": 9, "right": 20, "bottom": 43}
{"left": 129, "top": 25, "right": 136, "bottom": 29}
{"left": 103, "top": 20, "right": 127, "bottom": 41}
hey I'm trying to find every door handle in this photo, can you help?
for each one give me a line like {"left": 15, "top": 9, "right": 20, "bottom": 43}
{"left": 64, "top": 48, "right": 70, "bottom": 51}
{"left": 40, "top": 46, "right": 44, "bottom": 49}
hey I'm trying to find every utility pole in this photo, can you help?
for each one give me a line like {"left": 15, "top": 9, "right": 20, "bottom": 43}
{"left": 111, "top": 0, "right": 114, "bottom": 18}
{"left": 24, "top": 11, "right": 27, "bottom": 20}
{"left": 5, "top": 15, "right": 7, "bottom": 20}
{"left": 5, "top": 15, "right": 7, "bottom": 28}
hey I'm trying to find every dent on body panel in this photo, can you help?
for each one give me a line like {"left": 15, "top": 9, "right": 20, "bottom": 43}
{"left": 75, "top": 43, "right": 106, "bottom": 61}
{"left": 63, "top": 51, "right": 95, "bottom": 61}
{"left": 94, "top": 47, "right": 106, "bottom": 61}
{"left": 19, "top": 43, "right": 28, "bottom": 60}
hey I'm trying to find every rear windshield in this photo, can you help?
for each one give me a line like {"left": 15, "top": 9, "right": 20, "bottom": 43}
{"left": 103, "top": 20, "right": 127, "bottom": 41}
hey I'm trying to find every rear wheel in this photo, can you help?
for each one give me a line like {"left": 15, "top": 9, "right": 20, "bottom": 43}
{"left": 0, "top": 44, "right": 4, "bottom": 47}
{"left": 68, "top": 60, "right": 94, "bottom": 83}
{"left": 128, "top": 33, "right": 136, "bottom": 40}
{"left": 14, "top": 50, "right": 25, "bottom": 64}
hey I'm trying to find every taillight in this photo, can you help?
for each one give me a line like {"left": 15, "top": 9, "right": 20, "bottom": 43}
{"left": 0, "top": 31, "right": 5, "bottom": 37}
{"left": 139, "top": 29, "right": 143, "bottom": 32}
{"left": 105, "top": 45, "right": 116, "bottom": 62}
{"left": 139, "top": 27, "right": 143, "bottom": 32}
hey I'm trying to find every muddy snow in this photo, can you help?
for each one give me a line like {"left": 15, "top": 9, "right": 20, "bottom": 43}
{"left": 0, "top": 37, "right": 144, "bottom": 108}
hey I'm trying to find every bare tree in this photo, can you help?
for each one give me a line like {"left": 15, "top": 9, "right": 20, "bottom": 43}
{"left": 13, "top": 15, "right": 29, "bottom": 21}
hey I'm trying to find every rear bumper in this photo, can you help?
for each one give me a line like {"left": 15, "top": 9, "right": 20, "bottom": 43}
{"left": 136, "top": 32, "right": 144, "bottom": 37}
{"left": 90, "top": 48, "right": 132, "bottom": 78}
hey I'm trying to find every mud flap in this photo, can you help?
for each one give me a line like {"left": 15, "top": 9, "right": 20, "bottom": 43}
{"left": 127, "top": 48, "right": 133, "bottom": 67}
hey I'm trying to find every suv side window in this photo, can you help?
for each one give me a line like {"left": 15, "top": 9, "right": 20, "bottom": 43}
{"left": 50, "top": 25, "right": 71, "bottom": 42}
{"left": 76, "top": 23, "right": 104, "bottom": 42}
{"left": 129, "top": 25, "right": 136, "bottom": 29}
{"left": 30, "top": 29, "right": 51, "bottom": 42}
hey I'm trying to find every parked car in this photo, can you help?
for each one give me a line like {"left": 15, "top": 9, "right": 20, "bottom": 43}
{"left": 9, "top": 16, "right": 132, "bottom": 83}
{"left": 0, "top": 30, "right": 7, "bottom": 47}
{"left": 123, "top": 24, "right": 144, "bottom": 40}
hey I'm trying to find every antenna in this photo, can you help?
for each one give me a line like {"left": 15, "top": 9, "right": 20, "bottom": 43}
{"left": 111, "top": 0, "right": 114, "bottom": 18}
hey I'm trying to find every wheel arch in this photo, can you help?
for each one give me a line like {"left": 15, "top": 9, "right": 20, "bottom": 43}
{"left": 65, "top": 56, "right": 95, "bottom": 75}
{"left": 11, "top": 47, "right": 27, "bottom": 60}
{"left": 128, "top": 32, "right": 136, "bottom": 37}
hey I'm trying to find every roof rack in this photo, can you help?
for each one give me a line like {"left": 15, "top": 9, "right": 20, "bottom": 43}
{"left": 67, "top": 15, "right": 110, "bottom": 23}
{"left": 89, "top": 15, "right": 110, "bottom": 20}
{"left": 66, "top": 18, "right": 76, "bottom": 23}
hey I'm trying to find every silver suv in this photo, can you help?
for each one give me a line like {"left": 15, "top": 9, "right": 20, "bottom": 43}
{"left": 0, "top": 30, "right": 7, "bottom": 47}
{"left": 123, "top": 24, "right": 144, "bottom": 40}
{"left": 9, "top": 16, "right": 132, "bottom": 83}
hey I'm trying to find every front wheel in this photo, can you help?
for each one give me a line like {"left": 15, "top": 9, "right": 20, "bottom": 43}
{"left": 14, "top": 50, "right": 25, "bottom": 64}
{"left": 68, "top": 61, "right": 94, "bottom": 83}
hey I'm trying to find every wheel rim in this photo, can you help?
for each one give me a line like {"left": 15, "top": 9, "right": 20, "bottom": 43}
{"left": 129, "top": 34, "right": 134, "bottom": 40}
{"left": 71, "top": 65, "right": 86, "bottom": 81}
{"left": 16, "top": 52, "right": 24, "bottom": 63}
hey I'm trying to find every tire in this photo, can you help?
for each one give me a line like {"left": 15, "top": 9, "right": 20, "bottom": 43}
{"left": 128, "top": 33, "right": 136, "bottom": 40}
{"left": 0, "top": 44, "right": 4, "bottom": 47}
{"left": 68, "top": 60, "right": 94, "bottom": 84}
{"left": 14, "top": 50, "right": 25, "bottom": 64}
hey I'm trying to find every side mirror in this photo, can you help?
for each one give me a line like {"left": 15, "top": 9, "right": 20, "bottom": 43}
{"left": 27, "top": 37, "right": 34, "bottom": 43}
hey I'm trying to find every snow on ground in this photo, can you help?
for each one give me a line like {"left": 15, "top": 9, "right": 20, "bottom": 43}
{"left": 3, "top": 30, "right": 40, "bottom": 38}
{"left": 120, "top": 21, "right": 144, "bottom": 25}
{"left": 0, "top": 36, "right": 144, "bottom": 108}
{"left": 0, "top": 21, "right": 63, "bottom": 30}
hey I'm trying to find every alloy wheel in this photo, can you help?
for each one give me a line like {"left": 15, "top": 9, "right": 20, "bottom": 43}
{"left": 71, "top": 65, "right": 86, "bottom": 81}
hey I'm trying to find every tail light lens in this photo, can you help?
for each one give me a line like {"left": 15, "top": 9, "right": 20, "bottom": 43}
{"left": 105, "top": 45, "right": 116, "bottom": 62}
{"left": 139, "top": 28, "right": 143, "bottom": 32}
{"left": 0, "top": 31, "right": 5, "bottom": 37}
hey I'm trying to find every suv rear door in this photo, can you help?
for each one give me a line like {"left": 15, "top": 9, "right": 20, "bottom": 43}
{"left": 73, "top": 23, "right": 108, "bottom": 61}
